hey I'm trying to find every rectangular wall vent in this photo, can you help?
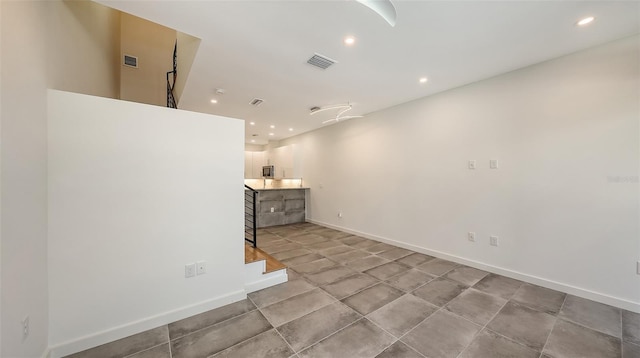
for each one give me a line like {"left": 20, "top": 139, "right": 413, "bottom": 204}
{"left": 250, "top": 98, "right": 264, "bottom": 106}
{"left": 306, "top": 53, "right": 337, "bottom": 70}
{"left": 123, "top": 55, "right": 138, "bottom": 68}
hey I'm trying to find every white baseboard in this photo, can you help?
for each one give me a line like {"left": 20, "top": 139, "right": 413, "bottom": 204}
{"left": 48, "top": 290, "right": 247, "bottom": 358}
{"left": 308, "top": 219, "right": 640, "bottom": 313}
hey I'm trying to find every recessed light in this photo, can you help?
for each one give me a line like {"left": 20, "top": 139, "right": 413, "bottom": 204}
{"left": 250, "top": 139, "right": 255, "bottom": 143}
{"left": 419, "top": 77, "right": 428, "bottom": 84}
{"left": 210, "top": 99, "right": 218, "bottom": 104}
{"left": 270, "top": 125, "right": 275, "bottom": 129}
{"left": 269, "top": 133, "right": 274, "bottom": 136}
{"left": 249, "top": 122, "right": 255, "bottom": 126}
{"left": 289, "top": 128, "right": 294, "bottom": 132}
{"left": 577, "top": 16, "right": 595, "bottom": 26}
{"left": 344, "top": 36, "right": 356, "bottom": 46}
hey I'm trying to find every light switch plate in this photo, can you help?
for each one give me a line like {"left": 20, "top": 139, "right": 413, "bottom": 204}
{"left": 185, "top": 263, "right": 196, "bottom": 278}
{"left": 196, "top": 261, "right": 207, "bottom": 275}
{"left": 490, "top": 236, "right": 499, "bottom": 246}
{"left": 468, "top": 160, "right": 476, "bottom": 169}
{"left": 468, "top": 232, "right": 476, "bottom": 242}
{"left": 490, "top": 159, "right": 499, "bottom": 169}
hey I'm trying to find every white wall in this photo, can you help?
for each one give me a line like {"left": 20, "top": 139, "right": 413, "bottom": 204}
{"left": 47, "top": 90, "right": 245, "bottom": 357}
{"left": 282, "top": 35, "right": 640, "bottom": 311}
{"left": 1, "top": 1, "right": 121, "bottom": 356}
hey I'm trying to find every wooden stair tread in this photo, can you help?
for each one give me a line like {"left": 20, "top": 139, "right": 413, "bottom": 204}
{"left": 245, "top": 245, "right": 287, "bottom": 274}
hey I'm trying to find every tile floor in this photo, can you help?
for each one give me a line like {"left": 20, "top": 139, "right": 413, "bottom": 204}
{"left": 68, "top": 223, "right": 640, "bottom": 358}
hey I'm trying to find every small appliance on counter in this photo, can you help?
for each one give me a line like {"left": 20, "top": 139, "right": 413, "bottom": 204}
{"left": 262, "top": 165, "right": 275, "bottom": 178}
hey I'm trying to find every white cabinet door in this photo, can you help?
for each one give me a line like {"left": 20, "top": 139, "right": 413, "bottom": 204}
{"left": 244, "top": 152, "right": 253, "bottom": 179}
{"left": 251, "top": 151, "right": 266, "bottom": 178}
{"left": 265, "top": 145, "right": 302, "bottom": 178}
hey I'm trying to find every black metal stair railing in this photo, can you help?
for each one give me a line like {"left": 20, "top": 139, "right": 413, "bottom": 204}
{"left": 167, "top": 41, "right": 178, "bottom": 109}
{"left": 245, "top": 185, "right": 258, "bottom": 247}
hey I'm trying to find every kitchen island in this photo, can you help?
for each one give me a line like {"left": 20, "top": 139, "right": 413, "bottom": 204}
{"left": 250, "top": 188, "right": 309, "bottom": 228}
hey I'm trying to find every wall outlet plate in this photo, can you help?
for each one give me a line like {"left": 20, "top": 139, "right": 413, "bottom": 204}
{"left": 490, "top": 236, "right": 499, "bottom": 246}
{"left": 196, "top": 260, "right": 207, "bottom": 275}
{"left": 637, "top": 261, "right": 640, "bottom": 275}
{"left": 490, "top": 159, "right": 499, "bottom": 169}
{"left": 468, "top": 160, "right": 476, "bottom": 169}
{"left": 468, "top": 232, "right": 476, "bottom": 242}
{"left": 185, "top": 263, "right": 196, "bottom": 278}
{"left": 270, "top": 207, "right": 275, "bottom": 213}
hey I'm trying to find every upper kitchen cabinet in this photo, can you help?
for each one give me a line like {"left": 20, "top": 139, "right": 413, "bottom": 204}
{"left": 244, "top": 151, "right": 267, "bottom": 179}
{"left": 267, "top": 144, "right": 302, "bottom": 179}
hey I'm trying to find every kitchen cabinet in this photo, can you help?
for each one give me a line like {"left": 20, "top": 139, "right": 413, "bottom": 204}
{"left": 244, "top": 151, "right": 267, "bottom": 179}
{"left": 267, "top": 144, "right": 302, "bottom": 179}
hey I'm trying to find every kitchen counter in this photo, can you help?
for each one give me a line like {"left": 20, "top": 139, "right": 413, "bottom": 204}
{"left": 247, "top": 188, "right": 308, "bottom": 227}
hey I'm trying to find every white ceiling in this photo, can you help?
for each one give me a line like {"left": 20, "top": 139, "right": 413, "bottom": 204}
{"left": 99, "top": 1, "right": 639, "bottom": 144}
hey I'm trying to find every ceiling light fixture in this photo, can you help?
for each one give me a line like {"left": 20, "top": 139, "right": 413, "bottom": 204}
{"left": 269, "top": 133, "right": 274, "bottom": 136}
{"left": 251, "top": 140, "right": 255, "bottom": 143}
{"left": 344, "top": 36, "right": 356, "bottom": 46}
{"left": 577, "top": 16, "right": 595, "bottom": 26}
{"left": 311, "top": 103, "right": 363, "bottom": 124}
{"left": 210, "top": 99, "right": 218, "bottom": 104}
{"left": 249, "top": 122, "right": 255, "bottom": 125}
{"left": 419, "top": 77, "right": 428, "bottom": 84}
{"left": 289, "top": 128, "right": 294, "bottom": 132}
{"left": 270, "top": 125, "right": 275, "bottom": 129}
{"left": 356, "top": 0, "right": 397, "bottom": 27}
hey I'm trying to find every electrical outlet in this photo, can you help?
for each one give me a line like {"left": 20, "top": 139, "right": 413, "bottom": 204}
{"left": 468, "top": 160, "right": 476, "bottom": 170}
{"left": 338, "top": 211, "right": 343, "bottom": 218}
{"left": 270, "top": 207, "right": 275, "bottom": 213}
{"left": 468, "top": 232, "right": 476, "bottom": 242}
{"left": 196, "top": 261, "right": 207, "bottom": 275}
{"left": 490, "top": 159, "right": 499, "bottom": 169}
{"left": 185, "top": 263, "right": 196, "bottom": 278}
{"left": 22, "top": 316, "right": 29, "bottom": 340}
{"left": 490, "top": 236, "right": 499, "bottom": 247}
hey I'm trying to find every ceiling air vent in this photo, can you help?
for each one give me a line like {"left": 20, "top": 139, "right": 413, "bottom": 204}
{"left": 307, "top": 53, "right": 337, "bottom": 70}
{"left": 123, "top": 54, "right": 138, "bottom": 68}
{"left": 250, "top": 98, "right": 264, "bottom": 106}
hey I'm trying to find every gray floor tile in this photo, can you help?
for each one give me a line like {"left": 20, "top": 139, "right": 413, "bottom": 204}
{"left": 375, "top": 341, "right": 423, "bottom": 358}
{"left": 512, "top": 283, "right": 566, "bottom": 315}
{"left": 458, "top": 329, "right": 539, "bottom": 358}
{"left": 315, "top": 229, "right": 352, "bottom": 240}
{"left": 318, "top": 245, "right": 354, "bottom": 257}
{"left": 396, "top": 252, "right": 435, "bottom": 267}
{"left": 286, "top": 268, "right": 302, "bottom": 280}
{"left": 288, "top": 234, "right": 330, "bottom": 246}
{"left": 377, "top": 247, "right": 413, "bottom": 260}
{"left": 260, "top": 239, "right": 291, "bottom": 248}
{"left": 272, "top": 248, "right": 313, "bottom": 261}
{"left": 289, "top": 257, "right": 337, "bottom": 274}
{"left": 367, "top": 294, "right": 438, "bottom": 337}
{"left": 125, "top": 343, "right": 171, "bottom": 358}
{"left": 170, "top": 310, "right": 272, "bottom": 358}
{"left": 401, "top": 310, "right": 481, "bottom": 358}
{"left": 487, "top": 301, "right": 556, "bottom": 351}
{"left": 169, "top": 299, "right": 256, "bottom": 339}
{"left": 444, "top": 266, "right": 489, "bottom": 286}
{"left": 412, "top": 277, "right": 467, "bottom": 307}
{"left": 415, "top": 258, "right": 460, "bottom": 276}
{"left": 445, "top": 288, "right": 507, "bottom": 325}
{"left": 281, "top": 253, "right": 324, "bottom": 266}
{"left": 346, "top": 255, "right": 390, "bottom": 272}
{"left": 277, "top": 302, "right": 361, "bottom": 351}
{"left": 364, "top": 261, "right": 412, "bottom": 281}
{"left": 249, "top": 280, "right": 316, "bottom": 308}
{"left": 342, "top": 283, "right": 404, "bottom": 315}
{"left": 385, "top": 269, "right": 435, "bottom": 292}
{"left": 306, "top": 240, "right": 343, "bottom": 251}
{"left": 543, "top": 319, "right": 621, "bottom": 358}
{"left": 298, "top": 319, "right": 395, "bottom": 358}
{"left": 559, "top": 295, "right": 621, "bottom": 337}
{"left": 328, "top": 249, "right": 371, "bottom": 264}
{"left": 472, "top": 273, "right": 522, "bottom": 300}
{"left": 624, "top": 310, "right": 640, "bottom": 345}
{"left": 263, "top": 242, "right": 304, "bottom": 254}
{"left": 261, "top": 288, "right": 336, "bottom": 327}
{"left": 304, "top": 266, "right": 357, "bottom": 286}
{"left": 364, "top": 242, "right": 396, "bottom": 254}
{"left": 211, "top": 330, "right": 294, "bottom": 358}
{"left": 624, "top": 341, "right": 640, "bottom": 358}
{"left": 68, "top": 326, "right": 169, "bottom": 358}
{"left": 321, "top": 273, "right": 379, "bottom": 299}
{"left": 350, "top": 239, "right": 381, "bottom": 249}
{"left": 339, "top": 235, "right": 368, "bottom": 246}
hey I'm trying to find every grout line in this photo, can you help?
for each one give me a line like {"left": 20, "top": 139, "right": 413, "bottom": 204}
{"left": 362, "top": 316, "right": 427, "bottom": 358}
{"left": 168, "top": 305, "right": 259, "bottom": 342}
{"left": 539, "top": 293, "right": 568, "bottom": 356}
{"left": 294, "top": 317, "right": 367, "bottom": 355}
